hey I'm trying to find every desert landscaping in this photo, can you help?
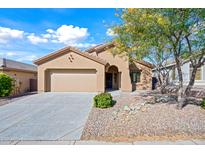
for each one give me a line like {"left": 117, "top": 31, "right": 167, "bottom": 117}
{"left": 82, "top": 89, "right": 205, "bottom": 142}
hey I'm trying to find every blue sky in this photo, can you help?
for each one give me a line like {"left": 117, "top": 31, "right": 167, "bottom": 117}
{"left": 0, "top": 9, "right": 120, "bottom": 64}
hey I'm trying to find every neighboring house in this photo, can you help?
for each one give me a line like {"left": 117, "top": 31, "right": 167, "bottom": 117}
{"left": 34, "top": 42, "right": 153, "bottom": 93}
{"left": 152, "top": 59, "right": 205, "bottom": 87}
{"left": 0, "top": 58, "right": 37, "bottom": 95}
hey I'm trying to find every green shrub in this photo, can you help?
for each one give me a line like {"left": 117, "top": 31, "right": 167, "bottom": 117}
{"left": 0, "top": 73, "right": 13, "bottom": 97}
{"left": 201, "top": 98, "right": 205, "bottom": 109}
{"left": 94, "top": 93, "right": 113, "bottom": 108}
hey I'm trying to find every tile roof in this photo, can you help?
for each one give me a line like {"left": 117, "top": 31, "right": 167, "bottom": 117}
{"left": 33, "top": 46, "right": 107, "bottom": 65}
{"left": 85, "top": 42, "right": 153, "bottom": 68}
{"left": 0, "top": 58, "right": 37, "bottom": 72}
{"left": 131, "top": 59, "right": 154, "bottom": 68}
{"left": 84, "top": 42, "right": 115, "bottom": 53}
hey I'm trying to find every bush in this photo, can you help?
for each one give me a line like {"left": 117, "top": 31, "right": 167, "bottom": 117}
{"left": 94, "top": 93, "right": 113, "bottom": 108}
{"left": 0, "top": 73, "right": 13, "bottom": 97}
{"left": 201, "top": 98, "right": 205, "bottom": 109}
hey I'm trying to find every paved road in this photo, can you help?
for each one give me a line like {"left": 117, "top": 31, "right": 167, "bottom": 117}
{"left": 0, "top": 92, "right": 95, "bottom": 141}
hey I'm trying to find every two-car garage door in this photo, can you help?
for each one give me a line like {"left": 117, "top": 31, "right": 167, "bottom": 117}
{"left": 49, "top": 69, "right": 97, "bottom": 92}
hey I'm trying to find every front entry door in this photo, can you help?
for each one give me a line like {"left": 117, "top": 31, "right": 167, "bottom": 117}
{"left": 106, "top": 73, "right": 112, "bottom": 89}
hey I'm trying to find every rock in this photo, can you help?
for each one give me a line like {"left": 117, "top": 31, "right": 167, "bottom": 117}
{"left": 145, "top": 104, "right": 152, "bottom": 108}
{"left": 141, "top": 106, "right": 147, "bottom": 112}
{"left": 155, "top": 95, "right": 177, "bottom": 104}
{"left": 163, "top": 86, "right": 179, "bottom": 94}
{"left": 140, "top": 102, "right": 146, "bottom": 106}
{"left": 130, "top": 110, "right": 138, "bottom": 115}
{"left": 186, "top": 97, "right": 202, "bottom": 105}
{"left": 161, "top": 86, "right": 205, "bottom": 99}
{"left": 129, "top": 110, "right": 135, "bottom": 115}
{"left": 145, "top": 101, "right": 155, "bottom": 104}
{"left": 144, "top": 96, "right": 154, "bottom": 100}
{"left": 112, "top": 111, "right": 118, "bottom": 116}
{"left": 124, "top": 105, "right": 131, "bottom": 111}
{"left": 135, "top": 105, "right": 141, "bottom": 110}
{"left": 190, "top": 89, "right": 205, "bottom": 99}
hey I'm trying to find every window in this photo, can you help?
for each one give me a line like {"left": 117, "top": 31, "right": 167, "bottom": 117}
{"left": 130, "top": 72, "right": 141, "bottom": 83}
{"left": 190, "top": 65, "right": 202, "bottom": 80}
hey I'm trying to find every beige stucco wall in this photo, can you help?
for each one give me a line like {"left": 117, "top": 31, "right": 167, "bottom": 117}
{"left": 37, "top": 51, "right": 105, "bottom": 92}
{"left": 96, "top": 49, "right": 132, "bottom": 92}
{"left": 130, "top": 62, "right": 152, "bottom": 90}
{"left": 36, "top": 47, "right": 152, "bottom": 93}
{"left": 1, "top": 70, "right": 37, "bottom": 94}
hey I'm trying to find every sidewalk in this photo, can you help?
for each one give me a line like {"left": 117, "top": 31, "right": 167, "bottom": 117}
{"left": 0, "top": 140, "right": 205, "bottom": 145}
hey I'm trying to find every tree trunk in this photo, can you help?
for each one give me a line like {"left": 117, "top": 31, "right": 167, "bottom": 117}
{"left": 175, "top": 57, "right": 185, "bottom": 109}
{"left": 157, "top": 74, "right": 162, "bottom": 86}
{"left": 160, "top": 83, "right": 166, "bottom": 94}
{"left": 184, "top": 66, "right": 197, "bottom": 96}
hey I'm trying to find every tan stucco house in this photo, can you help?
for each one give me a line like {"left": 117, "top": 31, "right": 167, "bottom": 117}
{"left": 34, "top": 43, "right": 153, "bottom": 93}
{"left": 0, "top": 58, "right": 37, "bottom": 95}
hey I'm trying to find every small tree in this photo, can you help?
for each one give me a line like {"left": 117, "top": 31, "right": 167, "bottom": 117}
{"left": 113, "top": 9, "right": 173, "bottom": 94}
{"left": 148, "top": 49, "right": 173, "bottom": 93}
{"left": 155, "top": 9, "right": 205, "bottom": 108}
{"left": 0, "top": 73, "right": 13, "bottom": 97}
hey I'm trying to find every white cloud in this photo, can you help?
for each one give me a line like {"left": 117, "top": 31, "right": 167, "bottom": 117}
{"left": 106, "top": 28, "right": 117, "bottom": 37}
{"left": 16, "top": 55, "right": 38, "bottom": 62}
{"left": 5, "top": 51, "right": 18, "bottom": 56}
{"left": 46, "top": 29, "right": 55, "bottom": 34}
{"left": 0, "top": 25, "right": 94, "bottom": 50}
{"left": 0, "top": 51, "right": 20, "bottom": 57}
{"left": 26, "top": 25, "right": 90, "bottom": 47}
{"left": 73, "top": 43, "right": 97, "bottom": 48}
{"left": 0, "top": 26, "right": 24, "bottom": 43}
{"left": 42, "top": 33, "right": 52, "bottom": 39}
{"left": 47, "top": 25, "right": 89, "bottom": 45}
{"left": 0, "top": 50, "right": 38, "bottom": 63}
{"left": 27, "top": 33, "right": 48, "bottom": 44}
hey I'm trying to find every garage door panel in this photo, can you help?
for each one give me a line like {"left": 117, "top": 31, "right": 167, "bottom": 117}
{"left": 49, "top": 69, "right": 97, "bottom": 92}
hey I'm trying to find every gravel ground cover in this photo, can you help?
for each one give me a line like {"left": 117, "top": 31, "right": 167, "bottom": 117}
{"left": 81, "top": 92, "right": 205, "bottom": 142}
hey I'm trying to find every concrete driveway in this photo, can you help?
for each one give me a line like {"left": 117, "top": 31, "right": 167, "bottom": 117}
{"left": 0, "top": 92, "right": 95, "bottom": 141}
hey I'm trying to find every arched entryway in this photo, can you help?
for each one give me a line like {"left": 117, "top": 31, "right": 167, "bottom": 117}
{"left": 105, "top": 65, "right": 120, "bottom": 90}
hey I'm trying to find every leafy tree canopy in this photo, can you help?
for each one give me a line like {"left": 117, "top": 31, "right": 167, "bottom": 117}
{"left": 113, "top": 8, "right": 205, "bottom": 63}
